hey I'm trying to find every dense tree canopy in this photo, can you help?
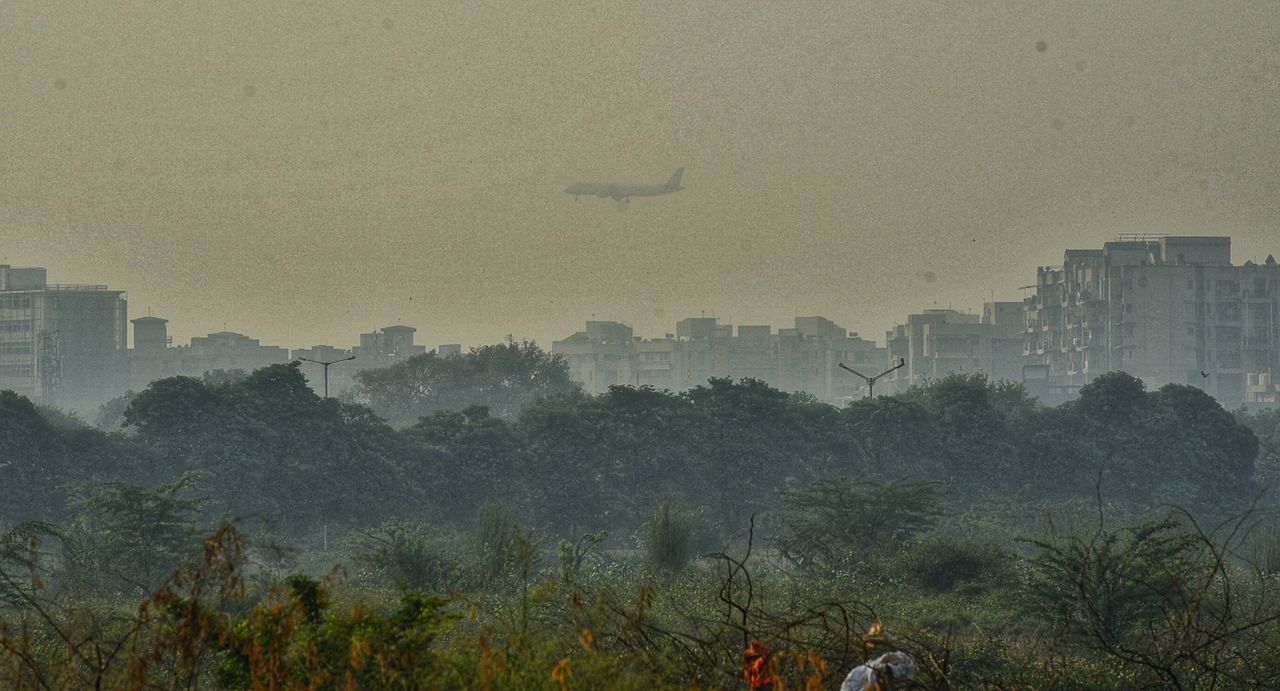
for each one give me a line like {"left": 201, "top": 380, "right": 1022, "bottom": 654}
{"left": 0, "top": 368, "right": 1269, "bottom": 541}
{"left": 351, "top": 340, "right": 578, "bottom": 423}
{"left": 122, "top": 363, "right": 417, "bottom": 529}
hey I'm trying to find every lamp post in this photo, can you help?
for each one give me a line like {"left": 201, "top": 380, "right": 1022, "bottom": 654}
{"left": 297, "top": 355, "right": 355, "bottom": 399}
{"left": 838, "top": 357, "right": 906, "bottom": 399}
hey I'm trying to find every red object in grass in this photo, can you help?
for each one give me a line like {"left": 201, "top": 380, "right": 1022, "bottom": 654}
{"left": 743, "top": 640, "right": 776, "bottom": 690}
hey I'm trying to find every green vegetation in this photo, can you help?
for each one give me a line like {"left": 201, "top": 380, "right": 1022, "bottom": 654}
{"left": 3, "top": 361, "right": 1280, "bottom": 688}
{"left": 351, "top": 340, "right": 578, "bottom": 423}
{"left": 645, "top": 503, "right": 692, "bottom": 573}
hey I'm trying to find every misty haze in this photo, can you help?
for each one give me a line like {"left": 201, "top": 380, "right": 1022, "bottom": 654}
{"left": 3, "top": 2, "right": 1280, "bottom": 689}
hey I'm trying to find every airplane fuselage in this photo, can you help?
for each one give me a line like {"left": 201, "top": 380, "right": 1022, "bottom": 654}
{"left": 565, "top": 168, "right": 684, "bottom": 202}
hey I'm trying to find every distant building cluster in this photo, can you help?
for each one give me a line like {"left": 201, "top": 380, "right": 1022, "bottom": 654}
{"left": 553, "top": 316, "right": 888, "bottom": 403}
{"left": 553, "top": 308, "right": 1023, "bottom": 406}
{"left": 4, "top": 234, "right": 1279, "bottom": 412}
{"left": 0, "top": 264, "right": 451, "bottom": 412}
{"left": 552, "top": 236, "right": 1280, "bottom": 409}
{"left": 291, "top": 326, "right": 444, "bottom": 397}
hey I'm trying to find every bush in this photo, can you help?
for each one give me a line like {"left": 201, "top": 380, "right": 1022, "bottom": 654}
{"left": 356, "top": 521, "right": 463, "bottom": 592}
{"left": 893, "top": 537, "right": 1014, "bottom": 594}
{"left": 472, "top": 502, "right": 521, "bottom": 586}
{"left": 773, "top": 480, "right": 944, "bottom": 571}
{"left": 645, "top": 503, "right": 692, "bottom": 573}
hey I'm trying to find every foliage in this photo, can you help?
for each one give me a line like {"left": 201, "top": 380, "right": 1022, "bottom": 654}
{"left": 3, "top": 362, "right": 1280, "bottom": 687}
{"left": 6, "top": 366, "right": 1267, "bottom": 543}
{"left": 93, "top": 390, "right": 136, "bottom": 430}
{"left": 0, "top": 390, "right": 138, "bottom": 524}
{"left": 645, "top": 503, "right": 692, "bottom": 573}
{"left": 353, "top": 339, "right": 578, "bottom": 423}
{"left": 32, "top": 404, "right": 87, "bottom": 431}
{"left": 773, "top": 479, "right": 944, "bottom": 571}
{"left": 119, "top": 362, "right": 418, "bottom": 527}
{"left": 1024, "top": 519, "right": 1205, "bottom": 647}
{"left": 201, "top": 368, "right": 249, "bottom": 386}
{"left": 1022, "top": 511, "right": 1280, "bottom": 688}
{"left": 891, "top": 537, "right": 1014, "bottom": 594}
{"left": 65, "top": 473, "right": 205, "bottom": 596}
{"left": 1247, "top": 523, "right": 1280, "bottom": 575}
{"left": 558, "top": 530, "right": 607, "bottom": 584}
{"left": 472, "top": 502, "right": 523, "bottom": 587}
{"left": 355, "top": 521, "right": 463, "bottom": 593}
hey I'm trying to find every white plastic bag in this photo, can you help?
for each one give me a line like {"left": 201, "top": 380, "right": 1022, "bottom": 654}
{"left": 839, "top": 651, "right": 917, "bottom": 691}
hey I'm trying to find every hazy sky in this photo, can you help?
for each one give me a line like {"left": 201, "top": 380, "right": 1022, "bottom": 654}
{"left": 3, "top": 2, "right": 1278, "bottom": 349}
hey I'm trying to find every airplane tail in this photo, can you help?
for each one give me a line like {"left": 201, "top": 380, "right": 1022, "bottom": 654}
{"left": 665, "top": 167, "right": 684, "bottom": 191}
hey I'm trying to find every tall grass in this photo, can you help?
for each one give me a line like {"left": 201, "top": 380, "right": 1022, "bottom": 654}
{"left": 1249, "top": 524, "right": 1280, "bottom": 575}
{"left": 473, "top": 501, "right": 520, "bottom": 585}
{"left": 645, "top": 502, "right": 691, "bottom": 573}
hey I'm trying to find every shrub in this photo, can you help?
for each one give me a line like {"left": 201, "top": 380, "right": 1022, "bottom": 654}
{"left": 645, "top": 503, "right": 692, "bottom": 573}
{"left": 894, "top": 537, "right": 1014, "bottom": 594}
{"left": 773, "top": 479, "right": 944, "bottom": 571}
{"left": 356, "top": 521, "right": 462, "bottom": 592}
{"left": 472, "top": 502, "right": 521, "bottom": 586}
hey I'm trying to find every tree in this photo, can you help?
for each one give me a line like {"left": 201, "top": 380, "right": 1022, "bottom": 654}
{"left": 843, "top": 393, "right": 944, "bottom": 482}
{"left": 1, "top": 391, "right": 138, "bottom": 524}
{"left": 1152, "top": 384, "right": 1258, "bottom": 486}
{"left": 1075, "top": 371, "right": 1148, "bottom": 425}
{"left": 682, "top": 378, "right": 847, "bottom": 531}
{"left": 1023, "top": 512, "right": 1280, "bottom": 688}
{"left": 66, "top": 473, "right": 205, "bottom": 595}
{"left": 645, "top": 502, "right": 693, "bottom": 573}
{"left": 94, "top": 390, "right": 136, "bottom": 430}
{"left": 406, "top": 405, "right": 532, "bottom": 523}
{"left": 123, "top": 363, "right": 419, "bottom": 530}
{"left": 352, "top": 340, "right": 578, "bottom": 423}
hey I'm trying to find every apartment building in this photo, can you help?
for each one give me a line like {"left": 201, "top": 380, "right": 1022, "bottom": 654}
{"left": 129, "top": 319, "right": 290, "bottom": 390}
{"left": 883, "top": 303, "right": 1025, "bottom": 393}
{"left": 553, "top": 316, "right": 887, "bottom": 402}
{"left": 0, "top": 265, "right": 127, "bottom": 411}
{"left": 1023, "top": 236, "right": 1280, "bottom": 406}
{"left": 291, "top": 325, "right": 430, "bottom": 397}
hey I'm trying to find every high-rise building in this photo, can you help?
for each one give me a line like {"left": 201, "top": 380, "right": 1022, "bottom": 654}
{"left": 0, "top": 265, "right": 127, "bottom": 411}
{"left": 1023, "top": 236, "right": 1280, "bottom": 406}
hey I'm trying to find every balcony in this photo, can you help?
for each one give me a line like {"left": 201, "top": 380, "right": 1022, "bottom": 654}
{"left": 43, "top": 284, "right": 112, "bottom": 291}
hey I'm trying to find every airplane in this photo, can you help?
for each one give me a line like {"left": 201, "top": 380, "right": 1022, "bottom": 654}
{"left": 564, "top": 168, "right": 684, "bottom": 202}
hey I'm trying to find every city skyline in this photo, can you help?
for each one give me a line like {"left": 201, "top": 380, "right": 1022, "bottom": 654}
{"left": 4, "top": 3, "right": 1279, "bottom": 350}
{"left": 4, "top": 232, "right": 1279, "bottom": 410}
{"left": 5, "top": 232, "right": 1279, "bottom": 354}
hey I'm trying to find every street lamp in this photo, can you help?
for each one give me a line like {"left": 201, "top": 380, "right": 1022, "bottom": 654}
{"left": 296, "top": 355, "right": 355, "bottom": 399}
{"left": 838, "top": 357, "right": 906, "bottom": 399}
